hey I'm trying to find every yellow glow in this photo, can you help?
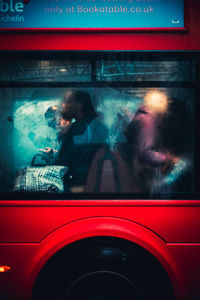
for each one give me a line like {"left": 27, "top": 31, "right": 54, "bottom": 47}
{"left": 144, "top": 91, "right": 169, "bottom": 114}
{"left": 0, "top": 266, "right": 12, "bottom": 273}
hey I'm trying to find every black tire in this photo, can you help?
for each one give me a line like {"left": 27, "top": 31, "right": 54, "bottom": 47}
{"left": 32, "top": 237, "right": 174, "bottom": 300}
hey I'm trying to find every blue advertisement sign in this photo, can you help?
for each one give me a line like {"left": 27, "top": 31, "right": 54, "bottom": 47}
{"left": 0, "top": 0, "right": 184, "bottom": 29}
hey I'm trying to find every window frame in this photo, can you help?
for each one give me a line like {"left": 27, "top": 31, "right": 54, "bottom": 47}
{"left": 0, "top": 50, "right": 199, "bottom": 200}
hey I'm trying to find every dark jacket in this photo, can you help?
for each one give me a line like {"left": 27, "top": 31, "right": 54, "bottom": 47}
{"left": 55, "top": 116, "right": 107, "bottom": 185}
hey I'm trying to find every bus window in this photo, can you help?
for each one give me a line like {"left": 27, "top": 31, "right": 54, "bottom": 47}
{"left": 0, "top": 52, "right": 198, "bottom": 199}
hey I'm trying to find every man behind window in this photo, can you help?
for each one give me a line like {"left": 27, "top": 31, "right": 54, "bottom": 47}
{"left": 45, "top": 90, "right": 108, "bottom": 191}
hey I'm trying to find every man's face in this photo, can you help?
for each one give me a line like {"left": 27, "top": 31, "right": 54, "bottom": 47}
{"left": 61, "top": 93, "right": 81, "bottom": 121}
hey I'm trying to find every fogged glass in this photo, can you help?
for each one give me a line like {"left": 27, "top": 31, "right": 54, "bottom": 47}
{"left": 0, "top": 87, "right": 194, "bottom": 195}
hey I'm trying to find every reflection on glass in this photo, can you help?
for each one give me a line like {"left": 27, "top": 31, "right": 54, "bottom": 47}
{"left": 96, "top": 60, "right": 195, "bottom": 81}
{"left": 0, "top": 60, "right": 91, "bottom": 82}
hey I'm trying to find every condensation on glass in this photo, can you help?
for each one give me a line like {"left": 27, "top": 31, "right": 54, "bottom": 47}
{"left": 0, "top": 53, "right": 198, "bottom": 198}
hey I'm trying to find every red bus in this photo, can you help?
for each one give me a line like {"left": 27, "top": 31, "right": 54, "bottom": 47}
{"left": 0, "top": 1, "right": 200, "bottom": 300}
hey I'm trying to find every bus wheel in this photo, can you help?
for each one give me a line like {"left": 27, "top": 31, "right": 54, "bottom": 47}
{"left": 32, "top": 237, "right": 174, "bottom": 300}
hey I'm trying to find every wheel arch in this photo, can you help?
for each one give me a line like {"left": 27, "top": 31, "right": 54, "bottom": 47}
{"left": 28, "top": 217, "right": 182, "bottom": 299}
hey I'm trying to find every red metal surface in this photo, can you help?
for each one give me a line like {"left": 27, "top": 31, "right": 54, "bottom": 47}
{"left": 0, "top": 28, "right": 188, "bottom": 32}
{"left": 0, "top": 0, "right": 200, "bottom": 299}
{"left": 0, "top": 200, "right": 200, "bottom": 300}
{"left": 0, "top": 200, "right": 200, "bottom": 244}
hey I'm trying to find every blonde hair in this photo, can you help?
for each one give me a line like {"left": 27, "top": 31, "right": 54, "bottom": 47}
{"left": 144, "top": 90, "right": 169, "bottom": 115}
